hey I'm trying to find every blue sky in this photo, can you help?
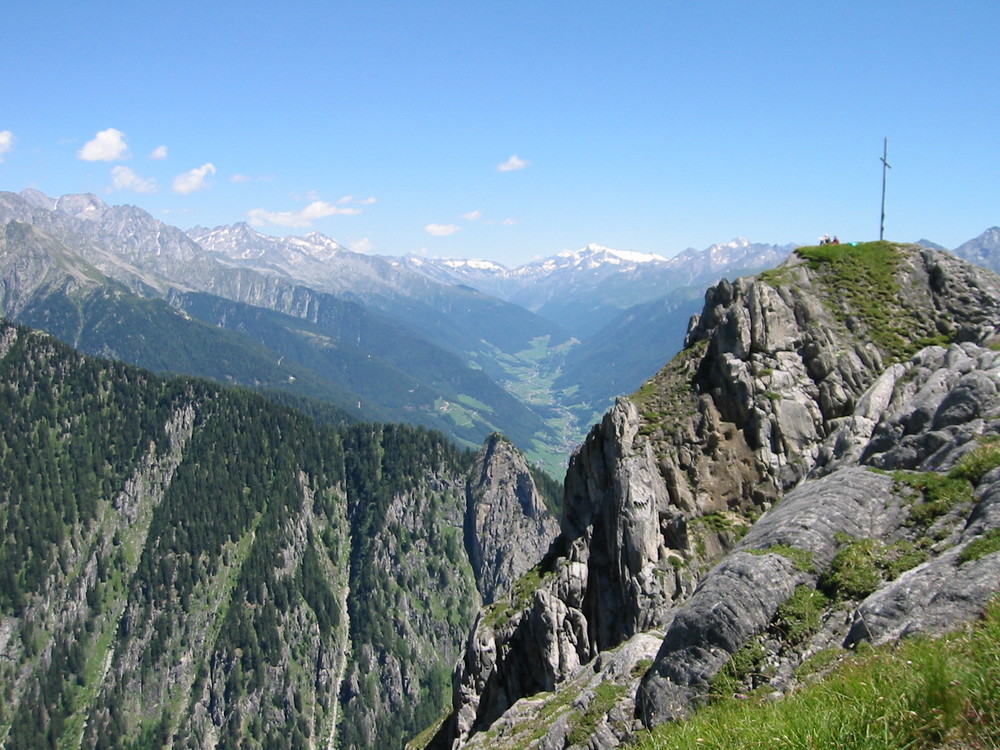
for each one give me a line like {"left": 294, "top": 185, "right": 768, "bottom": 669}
{"left": 2, "top": 1, "right": 997, "bottom": 265}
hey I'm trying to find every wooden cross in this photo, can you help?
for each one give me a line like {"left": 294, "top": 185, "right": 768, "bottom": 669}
{"left": 880, "top": 137, "right": 891, "bottom": 241}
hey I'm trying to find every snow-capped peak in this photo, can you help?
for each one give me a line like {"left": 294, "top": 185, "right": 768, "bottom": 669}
{"left": 441, "top": 258, "right": 508, "bottom": 272}
{"left": 524, "top": 243, "right": 669, "bottom": 274}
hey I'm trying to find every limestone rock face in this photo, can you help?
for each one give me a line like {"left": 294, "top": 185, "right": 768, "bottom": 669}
{"left": 430, "top": 244, "right": 1000, "bottom": 749}
{"left": 640, "top": 342, "right": 1000, "bottom": 726}
{"left": 465, "top": 433, "right": 560, "bottom": 605}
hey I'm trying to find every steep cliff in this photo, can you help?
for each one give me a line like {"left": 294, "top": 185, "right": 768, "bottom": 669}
{"left": 465, "top": 434, "right": 561, "bottom": 605}
{"left": 428, "top": 242, "right": 1000, "bottom": 749}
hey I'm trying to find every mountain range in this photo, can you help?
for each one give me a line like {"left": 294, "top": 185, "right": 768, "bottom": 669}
{"left": 0, "top": 189, "right": 804, "bottom": 472}
{"left": 3, "top": 182, "right": 1000, "bottom": 747}
{"left": 3, "top": 236, "right": 1000, "bottom": 748}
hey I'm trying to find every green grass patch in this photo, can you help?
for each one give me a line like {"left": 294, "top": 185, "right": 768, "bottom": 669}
{"left": 887, "top": 437, "right": 1000, "bottom": 535}
{"left": 406, "top": 710, "right": 450, "bottom": 750}
{"left": 959, "top": 527, "right": 1000, "bottom": 564}
{"left": 632, "top": 339, "right": 705, "bottom": 440}
{"left": 950, "top": 435, "right": 1000, "bottom": 484}
{"left": 482, "top": 565, "right": 549, "bottom": 630}
{"left": 632, "top": 658, "right": 655, "bottom": 678}
{"left": 455, "top": 393, "right": 493, "bottom": 413}
{"left": 566, "top": 682, "right": 626, "bottom": 746}
{"left": 773, "top": 586, "right": 829, "bottom": 646}
{"left": 893, "top": 470, "right": 973, "bottom": 530}
{"left": 713, "top": 586, "right": 830, "bottom": 698}
{"left": 819, "top": 537, "right": 929, "bottom": 601}
{"left": 637, "top": 596, "right": 1000, "bottom": 750}
{"left": 793, "top": 647, "right": 843, "bottom": 679}
{"left": 692, "top": 513, "right": 735, "bottom": 532}
{"left": 794, "top": 241, "right": 947, "bottom": 362}
{"left": 710, "top": 639, "right": 769, "bottom": 697}
{"left": 758, "top": 265, "right": 799, "bottom": 287}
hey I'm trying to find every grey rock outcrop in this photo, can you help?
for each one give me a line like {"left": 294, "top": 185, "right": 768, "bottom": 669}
{"left": 465, "top": 434, "right": 560, "bottom": 605}
{"left": 429, "top": 244, "right": 1000, "bottom": 749}
{"left": 640, "top": 342, "right": 1000, "bottom": 725}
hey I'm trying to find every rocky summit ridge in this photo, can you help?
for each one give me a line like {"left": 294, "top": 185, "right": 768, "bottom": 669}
{"left": 423, "top": 241, "right": 1000, "bottom": 749}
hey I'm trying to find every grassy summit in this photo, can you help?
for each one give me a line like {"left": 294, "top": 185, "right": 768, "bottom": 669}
{"left": 793, "top": 241, "right": 950, "bottom": 361}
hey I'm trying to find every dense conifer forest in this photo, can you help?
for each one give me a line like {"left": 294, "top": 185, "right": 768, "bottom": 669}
{"left": 0, "top": 319, "right": 483, "bottom": 748}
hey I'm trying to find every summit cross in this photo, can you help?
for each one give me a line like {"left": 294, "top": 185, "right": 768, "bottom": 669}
{"left": 880, "top": 137, "right": 891, "bottom": 241}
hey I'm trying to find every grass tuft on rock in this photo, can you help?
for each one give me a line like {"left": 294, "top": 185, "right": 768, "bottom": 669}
{"left": 819, "top": 536, "right": 929, "bottom": 601}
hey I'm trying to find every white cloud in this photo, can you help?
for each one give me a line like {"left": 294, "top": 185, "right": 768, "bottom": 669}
{"left": 230, "top": 173, "right": 253, "bottom": 183}
{"left": 497, "top": 155, "right": 529, "bottom": 172}
{"left": 502, "top": 218, "right": 518, "bottom": 226}
{"left": 78, "top": 128, "right": 130, "bottom": 161}
{"left": 172, "top": 163, "right": 217, "bottom": 194}
{"left": 247, "top": 200, "right": 360, "bottom": 228}
{"left": 425, "top": 223, "right": 461, "bottom": 237}
{"left": 111, "top": 166, "right": 157, "bottom": 194}
{"left": 351, "top": 237, "right": 374, "bottom": 253}
{"left": 339, "top": 195, "right": 378, "bottom": 206}
{"left": 150, "top": 145, "right": 168, "bottom": 160}
{"left": 461, "top": 210, "right": 483, "bottom": 221}
{"left": 0, "top": 130, "right": 13, "bottom": 161}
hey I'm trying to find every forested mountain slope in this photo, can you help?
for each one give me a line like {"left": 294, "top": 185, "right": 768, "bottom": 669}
{"left": 0, "top": 319, "right": 557, "bottom": 749}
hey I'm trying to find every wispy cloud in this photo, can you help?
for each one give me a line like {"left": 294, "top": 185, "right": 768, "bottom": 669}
{"left": 111, "top": 166, "right": 157, "bottom": 194}
{"left": 497, "top": 154, "right": 529, "bottom": 172}
{"left": 502, "top": 218, "right": 518, "bottom": 226}
{"left": 0, "top": 131, "right": 13, "bottom": 161}
{"left": 425, "top": 223, "right": 461, "bottom": 236}
{"left": 230, "top": 173, "right": 253, "bottom": 183}
{"left": 150, "top": 145, "right": 168, "bottom": 160}
{"left": 351, "top": 237, "right": 374, "bottom": 253}
{"left": 338, "top": 195, "right": 378, "bottom": 206}
{"left": 461, "top": 210, "right": 483, "bottom": 221}
{"left": 247, "top": 200, "right": 360, "bottom": 228}
{"left": 78, "top": 128, "right": 130, "bottom": 161}
{"left": 172, "top": 163, "right": 217, "bottom": 194}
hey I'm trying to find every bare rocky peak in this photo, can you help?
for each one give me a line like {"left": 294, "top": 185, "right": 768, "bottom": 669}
{"left": 3, "top": 189, "right": 204, "bottom": 279}
{"left": 54, "top": 192, "right": 108, "bottom": 219}
{"left": 0, "top": 220, "right": 129, "bottom": 320}
{"left": 19, "top": 187, "right": 57, "bottom": 211}
{"left": 952, "top": 226, "right": 1000, "bottom": 273}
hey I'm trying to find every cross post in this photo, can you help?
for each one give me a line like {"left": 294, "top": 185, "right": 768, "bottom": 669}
{"left": 880, "top": 137, "right": 891, "bottom": 241}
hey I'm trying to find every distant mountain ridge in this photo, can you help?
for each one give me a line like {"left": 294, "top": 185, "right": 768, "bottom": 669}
{"left": 397, "top": 239, "right": 794, "bottom": 338}
{"left": 0, "top": 191, "right": 561, "bottom": 461}
{"left": 5, "top": 187, "right": 997, "bottom": 471}
{"left": 951, "top": 226, "right": 1000, "bottom": 273}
